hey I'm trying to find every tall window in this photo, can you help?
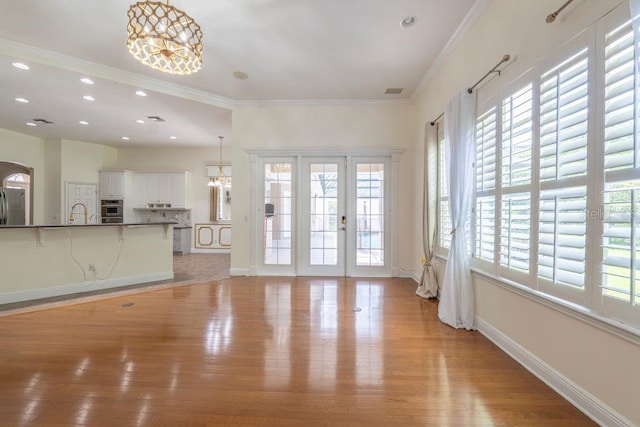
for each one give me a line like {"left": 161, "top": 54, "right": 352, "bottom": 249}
{"left": 356, "top": 163, "right": 385, "bottom": 266}
{"left": 451, "top": 4, "right": 640, "bottom": 328}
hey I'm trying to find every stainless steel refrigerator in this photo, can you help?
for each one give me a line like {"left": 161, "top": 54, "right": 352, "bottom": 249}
{"left": 0, "top": 187, "right": 26, "bottom": 225}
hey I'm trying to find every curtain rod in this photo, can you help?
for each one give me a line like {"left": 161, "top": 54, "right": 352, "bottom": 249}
{"left": 429, "top": 54, "right": 511, "bottom": 126}
{"left": 546, "top": 0, "right": 575, "bottom": 23}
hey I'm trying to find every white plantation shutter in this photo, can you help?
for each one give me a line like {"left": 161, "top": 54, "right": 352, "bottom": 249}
{"left": 602, "top": 181, "right": 640, "bottom": 304}
{"left": 475, "top": 107, "right": 497, "bottom": 263}
{"left": 499, "top": 84, "right": 533, "bottom": 276}
{"left": 604, "top": 19, "right": 638, "bottom": 173}
{"left": 539, "top": 48, "right": 589, "bottom": 181}
{"left": 601, "top": 13, "right": 640, "bottom": 312}
{"left": 502, "top": 84, "right": 533, "bottom": 187}
{"left": 538, "top": 187, "right": 587, "bottom": 288}
{"left": 537, "top": 43, "right": 589, "bottom": 292}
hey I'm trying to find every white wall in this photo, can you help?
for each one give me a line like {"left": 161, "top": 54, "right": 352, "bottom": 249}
{"left": 231, "top": 103, "right": 415, "bottom": 273}
{"left": 115, "top": 146, "right": 227, "bottom": 226}
{"left": 413, "top": 0, "right": 639, "bottom": 424}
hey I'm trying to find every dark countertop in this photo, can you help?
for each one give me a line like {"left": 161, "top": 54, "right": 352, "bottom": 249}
{"left": 0, "top": 222, "right": 179, "bottom": 230}
{"left": 174, "top": 226, "right": 193, "bottom": 229}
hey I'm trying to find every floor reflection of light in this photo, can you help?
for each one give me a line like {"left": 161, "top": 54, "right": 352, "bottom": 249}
{"left": 169, "top": 363, "right": 180, "bottom": 393}
{"left": 308, "top": 281, "right": 337, "bottom": 390}
{"left": 263, "top": 281, "right": 291, "bottom": 390}
{"left": 355, "top": 281, "right": 383, "bottom": 389}
{"left": 75, "top": 392, "right": 95, "bottom": 425}
{"left": 75, "top": 358, "right": 90, "bottom": 378}
{"left": 204, "top": 316, "right": 233, "bottom": 356}
{"left": 20, "top": 398, "right": 39, "bottom": 425}
{"left": 25, "top": 373, "right": 41, "bottom": 393}
{"left": 120, "top": 361, "right": 135, "bottom": 392}
{"left": 120, "top": 348, "right": 128, "bottom": 362}
{"left": 136, "top": 394, "right": 151, "bottom": 426}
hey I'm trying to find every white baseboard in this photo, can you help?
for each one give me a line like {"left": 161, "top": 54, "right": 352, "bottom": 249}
{"left": 392, "top": 267, "right": 421, "bottom": 283}
{"left": 0, "top": 271, "right": 174, "bottom": 305}
{"left": 476, "top": 317, "right": 632, "bottom": 427}
{"left": 229, "top": 267, "right": 250, "bottom": 276}
{"left": 189, "top": 248, "right": 231, "bottom": 254}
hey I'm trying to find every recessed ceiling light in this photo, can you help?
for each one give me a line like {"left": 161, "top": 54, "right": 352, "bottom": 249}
{"left": 12, "top": 62, "right": 29, "bottom": 70}
{"left": 80, "top": 78, "right": 94, "bottom": 85}
{"left": 170, "top": 136, "right": 177, "bottom": 140}
{"left": 79, "top": 120, "right": 89, "bottom": 125}
{"left": 232, "top": 71, "right": 249, "bottom": 80}
{"left": 15, "top": 97, "right": 29, "bottom": 103}
{"left": 135, "top": 90, "right": 147, "bottom": 97}
{"left": 83, "top": 95, "right": 95, "bottom": 101}
{"left": 26, "top": 122, "right": 37, "bottom": 127}
{"left": 122, "top": 136, "right": 130, "bottom": 141}
{"left": 135, "top": 119, "right": 145, "bottom": 124}
{"left": 400, "top": 16, "right": 416, "bottom": 28}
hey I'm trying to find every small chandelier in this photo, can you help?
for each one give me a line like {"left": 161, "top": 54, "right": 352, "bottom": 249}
{"left": 127, "top": 1, "right": 203, "bottom": 75}
{"left": 208, "top": 136, "right": 230, "bottom": 187}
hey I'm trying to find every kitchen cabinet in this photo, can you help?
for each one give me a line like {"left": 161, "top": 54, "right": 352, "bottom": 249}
{"left": 173, "top": 227, "right": 192, "bottom": 255}
{"left": 132, "top": 172, "right": 191, "bottom": 208}
{"left": 194, "top": 223, "right": 231, "bottom": 250}
{"left": 99, "top": 171, "right": 128, "bottom": 200}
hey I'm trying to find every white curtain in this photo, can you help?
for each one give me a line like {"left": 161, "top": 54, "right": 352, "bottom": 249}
{"left": 438, "top": 89, "right": 477, "bottom": 330}
{"left": 416, "top": 122, "right": 439, "bottom": 299}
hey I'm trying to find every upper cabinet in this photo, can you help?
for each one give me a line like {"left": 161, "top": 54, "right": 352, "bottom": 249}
{"left": 132, "top": 172, "right": 192, "bottom": 209}
{"left": 99, "top": 171, "right": 131, "bottom": 200}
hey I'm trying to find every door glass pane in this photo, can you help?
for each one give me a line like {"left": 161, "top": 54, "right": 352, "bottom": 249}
{"left": 264, "top": 163, "right": 292, "bottom": 265}
{"left": 356, "top": 163, "right": 384, "bottom": 266}
{"left": 309, "top": 163, "right": 338, "bottom": 265}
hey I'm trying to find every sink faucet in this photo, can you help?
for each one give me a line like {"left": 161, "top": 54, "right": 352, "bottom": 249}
{"left": 89, "top": 213, "right": 101, "bottom": 224}
{"left": 69, "top": 202, "right": 88, "bottom": 224}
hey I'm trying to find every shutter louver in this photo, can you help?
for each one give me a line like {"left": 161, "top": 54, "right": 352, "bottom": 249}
{"left": 476, "top": 108, "right": 497, "bottom": 192}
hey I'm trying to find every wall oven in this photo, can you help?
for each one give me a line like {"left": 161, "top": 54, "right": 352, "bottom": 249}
{"left": 101, "top": 200, "right": 123, "bottom": 223}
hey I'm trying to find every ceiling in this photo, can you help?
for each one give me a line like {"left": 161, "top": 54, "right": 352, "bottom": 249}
{"left": 0, "top": 0, "right": 480, "bottom": 147}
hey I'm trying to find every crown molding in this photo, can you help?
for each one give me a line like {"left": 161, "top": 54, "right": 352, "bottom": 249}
{"left": 0, "top": 38, "right": 236, "bottom": 110}
{"left": 234, "top": 98, "right": 411, "bottom": 107}
{"left": 410, "top": 0, "right": 490, "bottom": 102}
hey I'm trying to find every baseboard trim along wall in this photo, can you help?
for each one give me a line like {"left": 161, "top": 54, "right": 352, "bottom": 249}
{"left": 229, "top": 267, "right": 251, "bottom": 276}
{"left": 190, "top": 248, "right": 231, "bottom": 254}
{"left": 0, "top": 271, "right": 174, "bottom": 305}
{"left": 476, "top": 317, "right": 632, "bottom": 427}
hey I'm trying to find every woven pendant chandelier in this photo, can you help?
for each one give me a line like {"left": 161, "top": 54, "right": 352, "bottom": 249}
{"left": 127, "top": 1, "right": 203, "bottom": 75}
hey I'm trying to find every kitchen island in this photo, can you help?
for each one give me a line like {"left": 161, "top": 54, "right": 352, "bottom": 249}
{"left": 0, "top": 222, "right": 176, "bottom": 304}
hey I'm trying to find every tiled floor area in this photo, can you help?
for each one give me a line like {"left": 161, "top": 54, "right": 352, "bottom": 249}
{"left": 0, "top": 253, "right": 230, "bottom": 315}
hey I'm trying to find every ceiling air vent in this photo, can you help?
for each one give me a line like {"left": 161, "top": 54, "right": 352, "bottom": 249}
{"left": 33, "top": 118, "right": 54, "bottom": 124}
{"left": 147, "top": 116, "right": 165, "bottom": 122}
{"left": 384, "top": 88, "right": 403, "bottom": 95}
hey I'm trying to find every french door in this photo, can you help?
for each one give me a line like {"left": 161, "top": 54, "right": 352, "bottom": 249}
{"left": 257, "top": 155, "right": 391, "bottom": 277}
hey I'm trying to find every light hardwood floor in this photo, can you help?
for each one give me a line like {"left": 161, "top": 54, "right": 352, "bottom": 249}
{"left": 0, "top": 276, "right": 593, "bottom": 426}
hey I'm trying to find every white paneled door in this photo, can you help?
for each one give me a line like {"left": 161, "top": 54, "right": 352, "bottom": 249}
{"left": 66, "top": 182, "right": 98, "bottom": 224}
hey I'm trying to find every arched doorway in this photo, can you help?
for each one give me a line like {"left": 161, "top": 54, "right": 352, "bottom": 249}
{"left": 0, "top": 161, "right": 33, "bottom": 225}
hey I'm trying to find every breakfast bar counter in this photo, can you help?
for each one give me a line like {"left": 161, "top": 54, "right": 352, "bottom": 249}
{"left": 0, "top": 223, "right": 176, "bottom": 305}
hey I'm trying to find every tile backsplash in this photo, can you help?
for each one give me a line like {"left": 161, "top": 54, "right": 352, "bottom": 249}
{"left": 135, "top": 209, "right": 191, "bottom": 227}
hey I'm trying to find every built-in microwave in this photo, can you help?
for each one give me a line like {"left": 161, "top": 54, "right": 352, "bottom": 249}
{"left": 101, "top": 200, "right": 123, "bottom": 217}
